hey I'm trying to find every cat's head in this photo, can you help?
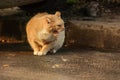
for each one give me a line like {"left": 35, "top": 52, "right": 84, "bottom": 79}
{"left": 45, "top": 11, "right": 65, "bottom": 34}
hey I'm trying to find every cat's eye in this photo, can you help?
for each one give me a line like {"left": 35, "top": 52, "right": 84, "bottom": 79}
{"left": 57, "top": 25, "right": 61, "bottom": 27}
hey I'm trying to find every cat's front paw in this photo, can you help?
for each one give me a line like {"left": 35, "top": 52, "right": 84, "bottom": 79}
{"left": 33, "top": 51, "right": 47, "bottom": 56}
{"left": 37, "top": 51, "right": 47, "bottom": 56}
{"left": 34, "top": 51, "right": 39, "bottom": 56}
{"left": 50, "top": 49, "right": 57, "bottom": 54}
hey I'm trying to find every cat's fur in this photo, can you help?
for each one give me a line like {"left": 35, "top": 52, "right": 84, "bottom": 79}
{"left": 26, "top": 11, "right": 65, "bottom": 56}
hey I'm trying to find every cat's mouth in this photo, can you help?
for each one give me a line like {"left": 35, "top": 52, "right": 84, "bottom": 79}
{"left": 52, "top": 30, "right": 58, "bottom": 34}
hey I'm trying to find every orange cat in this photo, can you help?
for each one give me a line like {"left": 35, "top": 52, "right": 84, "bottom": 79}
{"left": 26, "top": 11, "right": 65, "bottom": 56}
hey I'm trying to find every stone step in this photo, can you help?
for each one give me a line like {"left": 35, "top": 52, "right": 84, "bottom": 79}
{"left": 65, "top": 20, "right": 120, "bottom": 51}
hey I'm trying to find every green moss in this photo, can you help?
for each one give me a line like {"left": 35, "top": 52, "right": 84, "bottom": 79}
{"left": 66, "top": 0, "right": 78, "bottom": 4}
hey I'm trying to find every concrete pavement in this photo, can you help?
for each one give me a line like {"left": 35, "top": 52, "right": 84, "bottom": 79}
{"left": 0, "top": 44, "right": 120, "bottom": 80}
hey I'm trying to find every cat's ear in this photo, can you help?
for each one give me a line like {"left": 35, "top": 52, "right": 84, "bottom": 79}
{"left": 46, "top": 17, "right": 51, "bottom": 24}
{"left": 55, "top": 11, "right": 61, "bottom": 17}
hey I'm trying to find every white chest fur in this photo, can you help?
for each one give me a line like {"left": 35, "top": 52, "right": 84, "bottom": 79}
{"left": 54, "top": 30, "right": 65, "bottom": 51}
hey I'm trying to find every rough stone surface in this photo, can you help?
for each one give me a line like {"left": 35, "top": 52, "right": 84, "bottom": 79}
{"left": 66, "top": 20, "right": 120, "bottom": 51}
